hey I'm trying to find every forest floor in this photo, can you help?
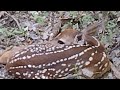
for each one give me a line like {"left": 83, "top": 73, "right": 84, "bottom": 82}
{"left": 0, "top": 11, "right": 120, "bottom": 79}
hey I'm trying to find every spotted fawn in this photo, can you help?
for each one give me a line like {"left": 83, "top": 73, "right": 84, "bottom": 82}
{"left": 5, "top": 22, "right": 111, "bottom": 79}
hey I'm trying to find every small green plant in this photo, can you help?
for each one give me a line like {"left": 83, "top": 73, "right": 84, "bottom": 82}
{"left": 69, "top": 11, "right": 78, "bottom": 18}
{"left": 0, "top": 28, "right": 13, "bottom": 37}
{"left": 106, "top": 20, "right": 117, "bottom": 29}
{"left": 80, "top": 14, "right": 94, "bottom": 25}
{"left": 0, "top": 27, "right": 25, "bottom": 37}
{"left": 101, "top": 20, "right": 117, "bottom": 46}
{"left": 31, "top": 11, "right": 45, "bottom": 25}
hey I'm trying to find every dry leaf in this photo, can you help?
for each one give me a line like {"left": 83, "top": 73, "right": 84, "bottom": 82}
{"left": 0, "top": 11, "right": 5, "bottom": 18}
{"left": 110, "top": 62, "right": 120, "bottom": 79}
{"left": 49, "top": 21, "right": 61, "bottom": 40}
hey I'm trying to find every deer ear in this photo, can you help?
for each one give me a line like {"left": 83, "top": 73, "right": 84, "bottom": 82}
{"left": 74, "top": 21, "right": 102, "bottom": 43}
{"left": 82, "top": 21, "right": 102, "bottom": 36}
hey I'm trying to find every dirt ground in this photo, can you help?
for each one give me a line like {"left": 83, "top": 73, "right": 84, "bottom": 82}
{"left": 0, "top": 11, "right": 120, "bottom": 79}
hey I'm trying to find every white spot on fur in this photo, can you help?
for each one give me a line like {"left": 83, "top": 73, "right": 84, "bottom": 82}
{"left": 27, "top": 55, "right": 31, "bottom": 59}
{"left": 58, "top": 74, "right": 62, "bottom": 77}
{"left": 32, "top": 65, "right": 36, "bottom": 68}
{"left": 72, "top": 45, "right": 76, "bottom": 47}
{"left": 64, "top": 58, "right": 67, "bottom": 61}
{"left": 104, "top": 63, "right": 108, "bottom": 67}
{"left": 56, "top": 69, "right": 61, "bottom": 74}
{"left": 95, "top": 50, "right": 97, "bottom": 53}
{"left": 60, "top": 59, "right": 63, "bottom": 62}
{"left": 101, "top": 56, "right": 104, "bottom": 62}
{"left": 79, "top": 52, "right": 84, "bottom": 56}
{"left": 52, "top": 62, "right": 56, "bottom": 65}
{"left": 49, "top": 52, "right": 53, "bottom": 54}
{"left": 35, "top": 75, "right": 40, "bottom": 79}
{"left": 51, "top": 47, "right": 55, "bottom": 51}
{"left": 48, "top": 73, "right": 50, "bottom": 75}
{"left": 41, "top": 75, "right": 46, "bottom": 79}
{"left": 68, "top": 64, "right": 71, "bottom": 67}
{"left": 47, "top": 63, "right": 51, "bottom": 66}
{"left": 51, "top": 68, "right": 55, "bottom": 71}
{"left": 99, "top": 65, "right": 103, "bottom": 70}
{"left": 19, "top": 66, "right": 24, "bottom": 68}
{"left": 22, "top": 56, "right": 26, "bottom": 60}
{"left": 42, "top": 69, "right": 47, "bottom": 73}
{"left": 85, "top": 61, "right": 90, "bottom": 66}
{"left": 77, "top": 60, "right": 80, "bottom": 62}
{"left": 32, "top": 54, "right": 35, "bottom": 57}
{"left": 65, "top": 68, "right": 69, "bottom": 71}
{"left": 79, "top": 65, "right": 83, "bottom": 68}
{"left": 28, "top": 65, "right": 32, "bottom": 68}
{"left": 15, "top": 51, "right": 19, "bottom": 54}
{"left": 76, "top": 45, "right": 80, "bottom": 47}
{"left": 65, "top": 46, "right": 69, "bottom": 48}
{"left": 38, "top": 65, "right": 41, "bottom": 68}
{"left": 36, "top": 48, "right": 38, "bottom": 51}
{"left": 15, "top": 54, "right": 20, "bottom": 57}
{"left": 16, "top": 72, "right": 20, "bottom": 75}
{"left": 84, "top": 47, "right": 92, "bottom": 52}
{"left": 102, "top": 68, "right": 105, "bottom": 71}
{"left": 89, "top": 57, "right": 93, "bottom": 61}
{"left": 68, "top": 54, "right": 77, "bottom": 60}
{"left": 94, "top": 64, "right": 98, "bottom": 67}
{"left": 81, "top": 61, "right": 84, "bottom": 64}
{"left": 28, "top": 74, "right": 31, "bottom": 78}
{"left": 31, "top": 72, "right": 34, "bottom": 74}
{"left": 23, "top": 66, "right": 26, "bottom": 68}
{"left": 69, "top": 68, "right": 75, "bottom": 72}
{"left": 43, "top": 64, "right": 45, "bottom": 66}
{"left": 76, "top": 62, "right": 81, "bottom": 66}
{"left": 61, "top": 64, "right": 66, "bottom": 66}
{"left": 98, "top": 62, "right": 101, "bottom": 64}
{"left": 54, "top": 51, "right": 57, "bottom": 53}
{"left": 61, "top": 70, "right": 64, "bottom": 74}
{"left": 30, "top": 49, "right": 34, "bottom": 52}
{"left": 91, "top": 53, "right": 95, "bottom": 56}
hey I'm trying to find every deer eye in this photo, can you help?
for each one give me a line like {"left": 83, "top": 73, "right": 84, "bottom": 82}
{"left": 58, "top": 40, "right": 65, "bottom": 44}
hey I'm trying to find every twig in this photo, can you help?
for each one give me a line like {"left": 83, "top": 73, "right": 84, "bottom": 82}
{"left": 4, "top": 11, "right": 22, "bottom": 30}
{"left": 110, "top": 62, "right": 120, "bottom": 79}
{"left": 111, "top": 42, "right": 120, "bottom": 51}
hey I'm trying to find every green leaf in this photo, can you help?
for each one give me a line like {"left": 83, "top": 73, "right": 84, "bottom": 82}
{"left": 70, "top": 11, "right": 78, "bottom": 18}
{"left": 81, "top": 14, "right": 94, "bottom": 25}
{"left": 106, "top": 20, "right": 117, "bottom": 29}
{"left": 0, "top": 28, "right": 8, "bottom": 36}
{"left": 101, "top": 36, "right": 107, "bottom": 44}
{"left": 43, "top": 12, "right": 49, "bottom": 17}
{"left": 0, "top": 28, "right": 4, "bottom": 34}
{"left": 36, "top": 16, "right": 45, "bottom": 24}
{"left": 12, "top": 29, "right": 25, "bottom": 35}
{"left": 6, "top": 31, "right": 14, "bottom": 36}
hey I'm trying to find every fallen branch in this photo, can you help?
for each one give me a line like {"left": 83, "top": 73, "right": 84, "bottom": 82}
{"left": 4, "top": 11, "right": 22, "bottom": 30}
